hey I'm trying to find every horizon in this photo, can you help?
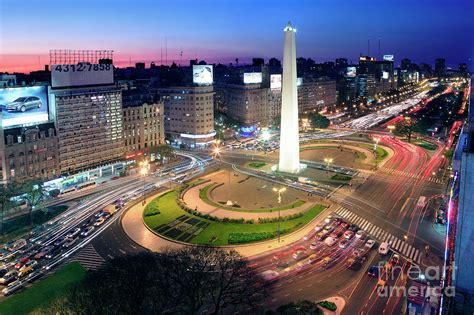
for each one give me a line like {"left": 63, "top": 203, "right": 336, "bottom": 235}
{"left": 0, "top": 0, "right": 472, "bottom": 73}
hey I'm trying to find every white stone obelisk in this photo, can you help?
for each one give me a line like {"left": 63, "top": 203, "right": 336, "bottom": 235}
{"left": 278, "top": 22, "right": 300, "bottom": 173}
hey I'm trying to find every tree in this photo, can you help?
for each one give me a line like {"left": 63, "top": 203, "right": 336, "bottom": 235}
{"left": 394, "top": 117, "right": 417, "bottom": 142}
{"left": 303, "top": 112, "right": 330, "bottom": 129}
{"left": 155, "top": 144, "right": 175, "bottom": 160}
{"left": 21, "top": 181, "right": 46, "bottom": 227}
{"left": 273, "top": 300, "right": 323, "bottom": 315}
{"left": 0, "top": 182, "right": 17, "bottom": 235}
{"left": 38, "top": 248, "right": 269, "bottom": 314}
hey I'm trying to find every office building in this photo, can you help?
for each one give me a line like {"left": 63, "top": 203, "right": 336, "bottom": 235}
{"left": 122, "top": 90, "right": 165, "bottom": 158}
{"left": 401, "top": 58, "right": 411, "bottom": 71}
{"left": 435, "top": 58, "right": 446, "bottom": 76}
{"left": 0, "top": 121, "right": 59, "bottom": 183}
{"left": 158, "top": 85, "right": 215, "bottom": 148}
{"left": 50, "top": 86, "right": 124, "bottom": 175}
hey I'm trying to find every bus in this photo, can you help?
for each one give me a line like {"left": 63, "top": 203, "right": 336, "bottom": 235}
{"left": 76, "top": 181, "right": 97, "bottom": 191}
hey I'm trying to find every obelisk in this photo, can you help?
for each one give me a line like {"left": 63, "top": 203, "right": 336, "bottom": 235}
{"left": 278, "top": 22, "right": 300, "bottom": 173}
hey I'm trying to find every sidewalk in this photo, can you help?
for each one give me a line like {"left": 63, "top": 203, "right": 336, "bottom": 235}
{"left": 121, "top": 190, "right": 337, "bottom": 258}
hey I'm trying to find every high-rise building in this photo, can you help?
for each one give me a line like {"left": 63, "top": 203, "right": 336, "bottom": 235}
{"left": 279, "top": 22, "right": 300, "bottom": 174}
{"left": 158, "top": 85, "right": 215, "bottom": 148}
{"left": 50, "top": 85, "right": 124, "bottom": 175}
{"left": 335, "top": 58, "right": 348, "bottom": 69}
{"left": 435, "top": 58, "right": 446, "bottom": 76}
{"left": 459, "top": 63, "right": 469, "bottom": 74}
{"left": 122, "top": 90, "right": 165, "bottom": 159}
{"left": 401, "top": 58, "right": 411, "bottom": 71}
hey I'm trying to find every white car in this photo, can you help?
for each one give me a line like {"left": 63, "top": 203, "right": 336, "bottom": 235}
{"left": 324, "top": 237, "right": 338, "bottom": 247}
{"left": 365, "top": 239, "right": 376, "bottom": 250}
{"left": 378, "top": 242, "right": 391, "bottom": 255}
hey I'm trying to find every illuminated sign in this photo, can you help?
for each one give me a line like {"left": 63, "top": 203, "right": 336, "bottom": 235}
{"left": 192, "top": 65, "right": 213, "bottom": 85}
{"left": 382, "top": 71, "right": 389, "bottom": 79}
{"left": 297, "top": 77, "right": 303, "bottom": 86}
{"left": 270, "top": 74, "right": 282, "bottom": 90}
{"left": 383, "top": 55, "right": 394, "bottom": 61}
{"left": 51, "top": 63, "right": 114, "bottom": 88}
{"left": 180, "top": 131, "right": 216, "bottom": 139}
{"left": 0, "top": 86, "right": 49, "bottom": 128}
{"left": 243, "top": 72, "right": 263, "bottom": 84}
{"left": 345, "top": 67, "right": 357, "bottom": 77}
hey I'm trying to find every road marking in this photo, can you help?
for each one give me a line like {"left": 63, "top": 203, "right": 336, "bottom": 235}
{"left": 393, "top": 238, "right": 400, "bottom": 250}
{"left": 413, "top": 249, "right": 420, "bottom": 263}
{"left": 408, "top": 246, "right": 416, "bottom": 258}
{"left": 401, "top": 243, "right": 408, "bottom": 255}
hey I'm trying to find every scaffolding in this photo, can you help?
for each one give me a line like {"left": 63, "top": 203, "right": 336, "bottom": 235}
{"left": 49, "top": 50, "right": 114, "bottom": 65}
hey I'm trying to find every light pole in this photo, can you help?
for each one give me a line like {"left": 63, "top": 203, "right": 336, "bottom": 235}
{"left": 140, "top": 160, "right": 149, "bottom": 205}
{"left": 373, "top": 137, "right": 380, "bottom": 170}
{"left": 273, "top": 187, "right": 286, "bottom": 243}
{"left": 324, "top": 158, "right": 333, "bottom": 177}
{"left": 213, "top": 143, "right": 232, "bottom": 206}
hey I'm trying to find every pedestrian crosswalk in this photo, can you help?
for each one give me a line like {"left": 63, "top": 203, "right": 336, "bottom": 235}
{"left": 69, "top": 244, "right": 105, "bottom": 271}
{"left": 333, "top": 206, "right": 421, "bottom": 264}
{"left": 378, "top": 167, "right": 444, "bottom": 184}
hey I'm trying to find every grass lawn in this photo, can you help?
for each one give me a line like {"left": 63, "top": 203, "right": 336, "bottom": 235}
{"left": 198, "top": 183, "right": 305, "bottom": 213}
{"left": 0, "top": 205, "right": 69, "bottom": 244}
{"left": 413, "top": 140, "right": 437, "bottom": 151}
{"left": 248, "top": 162, "right": 267, "bottom": 169}
{"left": 143, "top": 190, "right": 325, "bottom": 246}
{"left": 0, "top": 262, "right": 86, "bottom": 314}
{"left": 331, "top": 174, "right": 352, "bottom": 181}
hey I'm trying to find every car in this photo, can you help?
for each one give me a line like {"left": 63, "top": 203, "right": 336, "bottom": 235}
{"left": 324, "top": 237, "right": 338, "bottom": 247}
{"left": 62, "top": 238, "right": 77, "bottom": 249}
{"left": 315, "top": 231, "right": 326, "bottom": 241}
{"left": 94, "top": 217, "right": 106, "bottom": 227}
{"left": 345, "top": 258, "right": 356, "bottom": 267}
{"left": 339, "top": 239, "right": 350, "bottom": 249}
{"left": 66, "top": 228, "right": 81, "bottom": 239}
{"left": 349, "top": 224, "right": 359, "bottom": 232}
{"left": 18, "top": 265, "right": 33, "bottom": 278}
{"left": 355, "top": 230, "right": 366, "bottom": 239}
{"left": 352, "top": 248, "right": 366, "bottom": 258}
{"left": 367, "top": 265, "right": 380, "bottom": 277}
{"left": 0, "top": 270, "right": 17, "bottom": 284}
{"left": 81, "top": 218, "right": 95, "bottom": 229}
{"left": 53, "top": 236, "right": 67, "bottom": 247}
{"left": 2, "top": 280, "right": 22, "bottom": 296}
{"left": 20, "top": 260, "right": 37, "bottom": 271}
{"left": 111, "top": 176, "right": 120, "bottom": 180}
{"left": 378, "top": 242, "right": 391, "bottom": 255}
{"left": 292, "top": 250, "right": 309, "bottom": 261}
{"left": 344, "top": 230, "right": 355, "bottom": 239}
{"left": 314, "top": 223, "right": 326, "bottom": 232}
{"left": 377, "top": 277, "right": 386, "bottom": 287}
{"left": 365, "top": 239, "right": 376, "bottom": 250}
{"left": 80, "top": 226, "right": 95, "bottom": 237}
{"left": 15, "top": 257, "right": 30, "bottom": 270}
{"left": 275, "top": 261, "right": 291, "bottom": 269}
{"left": 260, "top": 270, "right": 280, "bottom": 283}
{"left": 321, "top": 257, "right": 336, "bottom": 269}
{"left": 324, "top": 215, "right": 334, "bottom": 224}
{"left": 45, "top": 247, "right": 60, "bottom": 259}
{"left": 34, "top": 246, "right": 54, "bottom": 260}
{"left": 390, "top": 254, "right": 400, "bottom": 265}
{"left": 309, "top": 242, "right": 320, "bottom": 250}
{"left": 1, "top": 96, "right": 42, "bottom": 112}
{"left": 340, "top": 221, "right": 349, "bottom": 229}
{"left": 308, "top": 254, "right": 318, "bottom": 264}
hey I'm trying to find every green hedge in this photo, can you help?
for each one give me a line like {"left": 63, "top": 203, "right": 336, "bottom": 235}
{"left": 318, "top": 301, "right": 337, "bottom": 312}
{"left": 331, "top": 174, "right": 352, "bottom": 181}
{"left": 248, "top": 162, "right": 267, "bottom": 169}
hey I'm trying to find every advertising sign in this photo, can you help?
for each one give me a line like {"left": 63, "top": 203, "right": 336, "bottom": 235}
{"left": 270, "top": 74, "right": 282, "bottom": 90}
{"left": 345, "top": 66, "right": 357, "bottom": 77}
{"left": 383, "top": 54, "right": 394, "bottom": 61}
{"left": 382, "top": 71, "right": 389, "bottom": 79}
{"left": 192, "top": 65, "right": 213, "bottom": 85}
{"left": 51, "top": 63, "right": 114, "bottom": 88}
{"left": 0, "top": 86, "right": 49, "bottom": 128}
{"left": 297, "top": 77, "right": 303, "bottom": 86}
{"left": 243, "top": 72, "right": 263, "bottom": 84}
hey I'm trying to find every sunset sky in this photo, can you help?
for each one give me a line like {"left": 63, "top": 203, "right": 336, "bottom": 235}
{"left": 0, "top": 0, "right": 472, "bottom": 73}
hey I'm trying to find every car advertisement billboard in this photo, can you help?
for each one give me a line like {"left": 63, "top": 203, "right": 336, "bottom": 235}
{"left": 0, "top": 86, "right": 49, "bottom": 128}
{"left": 270, "top": 74, "right": 282, "bottom": 90}
{"left": 383, "top": 54, "right": 394, "bottom": 61}
{"left": 193, "top": 65, "right": 213, "bottom": 85}
{"left": 345, "top": 66, "right": 357, "bottom": 77}
{"left": 51, "top": 63, "right": 114, "bottom": 88}
{"left": 243, "top": 72, "right": 263, "bottom": 84}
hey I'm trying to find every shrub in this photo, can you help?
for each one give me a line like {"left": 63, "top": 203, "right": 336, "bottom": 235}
{"left": 228, "top": 232, "right": 274, "bottom": 244}
{"left": 49, "top": 189, "right": 60, "bottom": 198}
{"left": 318, "top": 301, "right": 337, "bottom": 312}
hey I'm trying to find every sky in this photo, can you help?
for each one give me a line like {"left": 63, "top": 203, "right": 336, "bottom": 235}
{"left": 0, "top": 0, "right": 473, "bottom": 73}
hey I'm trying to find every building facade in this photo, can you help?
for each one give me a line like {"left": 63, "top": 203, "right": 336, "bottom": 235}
{"left": 50, "top": 86, "right": 124, "bottom": 175}
{"left": 158, "top": 85, "right": 215, "bottom": 148}
{"left": 122, "top": 91, "right": 165, "bottom": 158}
{"left": 0, "top": 121, "right": 59, "bottom": 183}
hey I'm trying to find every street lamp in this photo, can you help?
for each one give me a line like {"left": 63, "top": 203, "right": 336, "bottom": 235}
{"left": 213, "top": 142, "right": 232, "bottom": 206}
{"left": 273, "top": 187, "right": 287, "bottom": 243}
{"left": 324, "top": 158, "right": 333, "bottom": 177}
{"left": 140, "top": 160, "right": 149, "bottom": 205}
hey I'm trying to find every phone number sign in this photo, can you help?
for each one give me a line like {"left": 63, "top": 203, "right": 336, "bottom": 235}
{"left": 51, "top": 63, "right": 114, "bottom": 88}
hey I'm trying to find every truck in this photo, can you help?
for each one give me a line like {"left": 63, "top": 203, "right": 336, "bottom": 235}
{"left": 103, "top": 204, "right": 118, "bottom": 216}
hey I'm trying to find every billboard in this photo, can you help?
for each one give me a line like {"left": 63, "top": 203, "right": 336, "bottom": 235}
{"left": 243, "top": 72, "right": 263, "bottom": 84}
{"left": 270, "top": 74, "right": 282, "bottom": 90}
{"left": 345, "top": 66, "right": 357, "bottom": 77}
{"left": 193, "top": 65, "right": 213, "bottom": 85}
{"left": 382, "top": 71, "right": 389, "bottom": 79}
{"left": 383, "top": 54, "right": 394, "bottom": 61}
{"left": 297, "top": 77, "right": 303, "bottom": 86}
{"left": 51, "top": 63, "right": 114, "bottom": 88}
{"left": 0, "top": 86, "right": 49, "bottom": 128}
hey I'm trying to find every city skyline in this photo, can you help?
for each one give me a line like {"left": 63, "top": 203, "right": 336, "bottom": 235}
{"left": 0, "top": 0, "right": 472, "bottom": 73}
